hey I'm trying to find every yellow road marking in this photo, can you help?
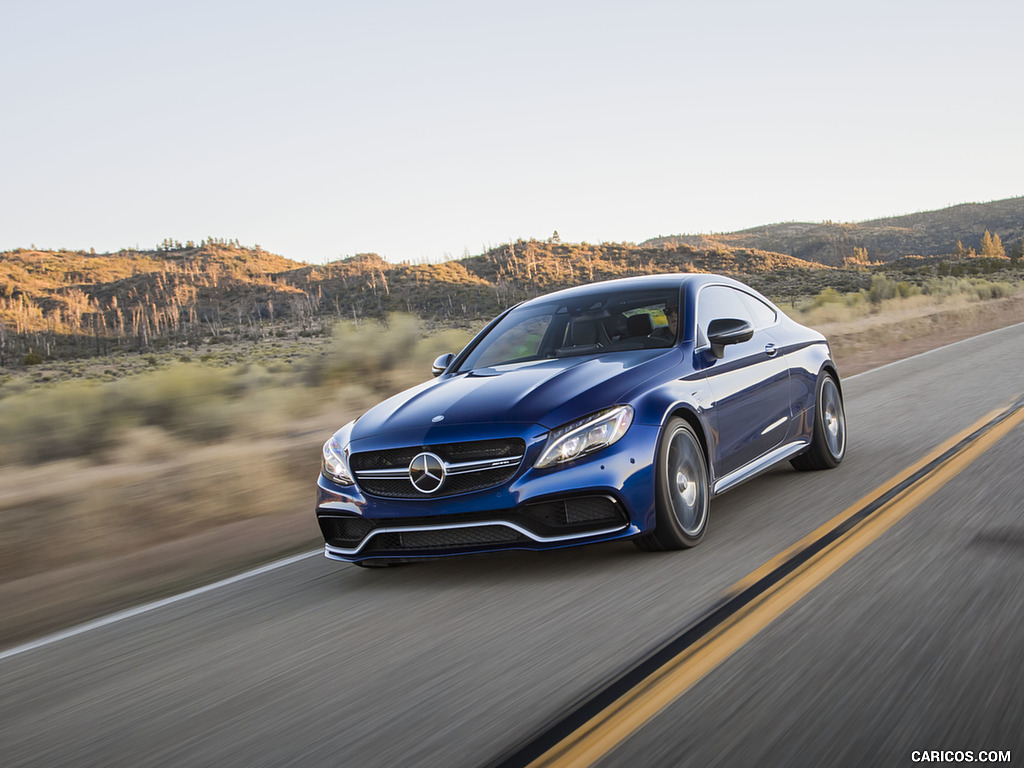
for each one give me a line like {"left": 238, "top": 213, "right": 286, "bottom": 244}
{"left": 722, "top": 406, "right": 1004, "bottom": 599}
{"left": 529, "top": 403, "right": 1024, "bottom": 768}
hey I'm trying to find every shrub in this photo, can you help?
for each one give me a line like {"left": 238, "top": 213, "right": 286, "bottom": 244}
{"left": 0, "top": 381, "right": 117, "bottom": 463}
{"left": 111, "top": 364, "right": 240, "bottom": 432}
{"left": 868, "top": 275, "right": 898, "bottom": 305}
{"left": 896, "top": 281, "right": 920, "bottom": 298}
{"left": 305, "top": 314, "right": 422, "bottom": 388}
{"left": 810, "top": 287, "right": 844, "bottom": 309}
{"left": 924, "top": 277, "right": 968, "bottom": 297}
{"left": 973, "top": 281, "right": 1015, "bottom": 300}
{"left": 845, "top": 291, "right": 867, "bottom": 307}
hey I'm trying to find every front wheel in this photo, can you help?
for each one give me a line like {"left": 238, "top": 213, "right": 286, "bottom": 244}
{"left": 635, "top": 418, "right": 710, "bottom": 551}
{"left": 791, "top": 371, "right": 846, "bottom": 471}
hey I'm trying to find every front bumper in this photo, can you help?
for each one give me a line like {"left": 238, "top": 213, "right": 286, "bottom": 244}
{"left": 315, "top": 423, "right": 660, "bottom": 563}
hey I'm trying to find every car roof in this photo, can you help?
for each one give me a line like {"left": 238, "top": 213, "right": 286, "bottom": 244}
{"left": 516, "top": 273, "right": 745, "bottom": 307}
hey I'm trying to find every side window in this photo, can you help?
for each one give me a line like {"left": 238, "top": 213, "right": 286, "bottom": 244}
{"left": 697, "top": 285, "right": 753, "bottom": 345}
{"left": 738, "top": 292, "right": 777, "bottom": 330}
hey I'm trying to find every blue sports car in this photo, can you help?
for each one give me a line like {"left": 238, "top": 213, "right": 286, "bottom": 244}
{"left": 317, "top": 274, "right": 846, "bottom": 566}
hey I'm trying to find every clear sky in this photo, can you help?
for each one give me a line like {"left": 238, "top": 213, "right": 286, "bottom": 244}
{"left": 3, "top": 0, "right": 1021, "bottom": 264}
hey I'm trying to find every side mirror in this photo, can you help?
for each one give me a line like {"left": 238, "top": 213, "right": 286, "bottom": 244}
{"left": 707, "top": 318, "right": 753, "bottom": 359}
{"left": 431, "top": 352, "right": 456, "bottom": 377}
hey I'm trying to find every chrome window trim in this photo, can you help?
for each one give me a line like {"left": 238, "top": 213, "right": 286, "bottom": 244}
{"left": 324, "top": 519, "right": 632, "bottom": 557}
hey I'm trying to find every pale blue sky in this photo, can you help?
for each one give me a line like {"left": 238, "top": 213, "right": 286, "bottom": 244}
{"left": 2, "top": 0, "right": 1021, "bottom": 263}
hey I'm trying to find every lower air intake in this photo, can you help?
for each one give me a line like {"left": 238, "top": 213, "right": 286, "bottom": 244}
{"left": 363, "top": 525, "right": 529, "bottom": 553}
{"left": 319, "top": 516, "right": 375, "bottom": 548}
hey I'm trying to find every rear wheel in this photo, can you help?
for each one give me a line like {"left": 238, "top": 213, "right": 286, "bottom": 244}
{"left": 635, "top": 418, "right": 710, "bottom": 551}
{"left": 791, "top": 371, "right": 846, "bottom": 471}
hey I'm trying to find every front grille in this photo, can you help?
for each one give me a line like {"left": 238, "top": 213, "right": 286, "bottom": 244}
{"left": 362, "top": 525, "right": 529, "bottom": 554}
{"left": 349, "top": 447, "right": 420, "bottom": 472}
{"left": 358, "top": 467, "right": 518, "bottom": 499}
{"left": 350, "top": 438, "right": 526, "bottom": 499}
{"left": 350, "top": 438, "right": 523, "bottom": 470}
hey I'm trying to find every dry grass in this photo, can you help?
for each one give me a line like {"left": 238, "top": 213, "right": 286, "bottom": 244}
{"left": 821, "top": 293, "right": 1024, "bottom": 375}
{"left": 0, "top": 432, "right": 322, "bottom": 582}
{"left": 782, "top": 279, "right": 1023, "bottom": 375}
{"left": 784, "top": 275, "right": 1020, "bottom": 330}
{"left": 0, "top": 315, "right": 473, "bottom": 582}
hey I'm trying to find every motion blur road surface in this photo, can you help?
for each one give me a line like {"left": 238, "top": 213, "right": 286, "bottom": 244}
{"left": 2, "top": 325, "right": 1022, "bottom": 767}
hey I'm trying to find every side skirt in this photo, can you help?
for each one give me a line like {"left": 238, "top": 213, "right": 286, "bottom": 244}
{"left": 712, "top": 439, "right": 809, "bottom": 496}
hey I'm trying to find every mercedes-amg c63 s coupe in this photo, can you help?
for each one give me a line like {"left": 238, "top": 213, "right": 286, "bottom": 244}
{"left": 316, "top": 274, "right": 846, "bottom": 566}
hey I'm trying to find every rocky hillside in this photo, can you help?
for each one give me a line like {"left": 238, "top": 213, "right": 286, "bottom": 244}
{"left": 0, "top": 238, "right": 855, "bottom": 363}
{"left": 2, "top": 213, "right": 1018, "bottom": 365}
{"left": 643, "top": 197, "right": 1024, "bottom": 265}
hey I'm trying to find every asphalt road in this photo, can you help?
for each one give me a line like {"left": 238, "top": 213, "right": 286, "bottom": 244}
{"left": 2, "top": 324, "right": 1022, "bottom": 768}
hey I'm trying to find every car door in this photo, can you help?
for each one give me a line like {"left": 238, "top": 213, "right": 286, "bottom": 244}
{"left": 694, "top": 284, "right": 792, "bottom": 478}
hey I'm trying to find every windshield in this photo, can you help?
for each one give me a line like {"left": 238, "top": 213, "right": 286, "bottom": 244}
{"left": 457, "top": 286, "right": 682, "bottom": 372}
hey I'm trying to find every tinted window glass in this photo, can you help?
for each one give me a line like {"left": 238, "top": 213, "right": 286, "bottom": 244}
{"left": 472, "top": 313, "right": 552, "bottom": 369}
{"left": 738, "top": 291, "right": 777, "bottom": 329}
{"left": 697, "top": 285, "right": 753, "bottom": 336}
{"left": 458, "top": 286, "right": 682, "bottom": 371}
{"left": 620, "top": 300, "right": 677, "bottom": 342}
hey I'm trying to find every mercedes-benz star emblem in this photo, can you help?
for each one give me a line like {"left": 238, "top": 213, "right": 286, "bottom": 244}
{"left": 409, "top": 452, "right": 445, "bottom": 494}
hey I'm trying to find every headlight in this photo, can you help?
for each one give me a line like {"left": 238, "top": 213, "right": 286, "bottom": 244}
{"left": 535, "top": 405, "right": 634, "bottom": 469}
{"left": 322, "top": 428, "right": 355, "bottom": 486}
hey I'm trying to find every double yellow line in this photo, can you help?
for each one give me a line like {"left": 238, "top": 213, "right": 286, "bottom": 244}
{"left": 501, "top": 396, "right": 1024, "bottom": 768}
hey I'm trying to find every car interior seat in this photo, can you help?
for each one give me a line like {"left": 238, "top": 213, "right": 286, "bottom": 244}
{"left": 569, "top": 319, "right": 599, "bottom": 346}
{"left": 625, "top": 313, "right": 654, "bottom": 338}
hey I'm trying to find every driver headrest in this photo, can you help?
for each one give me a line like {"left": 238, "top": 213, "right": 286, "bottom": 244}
{"left": 626, "top": 313, "right": 654, "bottom": 336}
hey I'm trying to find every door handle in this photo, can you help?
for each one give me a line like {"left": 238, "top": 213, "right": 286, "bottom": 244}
{"left": 764, "top": 343, "right": 778, "bottom": 358}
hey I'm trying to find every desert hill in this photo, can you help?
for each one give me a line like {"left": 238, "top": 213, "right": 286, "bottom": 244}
{"left": 0, "top": 239, "right": 833, "bottom": 334}
{"left": 0, "top": 237, "right": 851, "bottom": 363}
{"left": 2, "top": 197, "right": 1021, "bottom": 365}
{"left": 643, "top": 197, "right": 1024, "bottom": 265}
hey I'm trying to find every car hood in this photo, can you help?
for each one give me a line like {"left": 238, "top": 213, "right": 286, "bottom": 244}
{"left": 350, "top": 349, "right": 678, "bottom": 443}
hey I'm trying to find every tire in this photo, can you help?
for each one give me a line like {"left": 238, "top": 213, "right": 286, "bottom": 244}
{"left": 791, "top": 371, "right": 846, "bottom": 471}
{"left": 635, "top": 418, "right": 710, "bottom": 551}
